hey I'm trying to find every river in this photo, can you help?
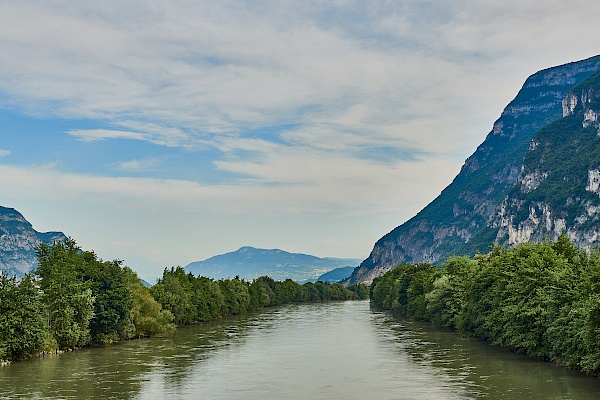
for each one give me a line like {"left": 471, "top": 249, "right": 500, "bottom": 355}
{"left": 1, "top": 300, "right": 599, "bottom": 399}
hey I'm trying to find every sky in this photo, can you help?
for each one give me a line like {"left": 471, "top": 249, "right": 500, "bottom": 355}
{"left": 1, "top": 0, "right": 599, "bottom": 282}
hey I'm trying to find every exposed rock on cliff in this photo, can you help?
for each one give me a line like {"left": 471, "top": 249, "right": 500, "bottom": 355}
{"left": 347, "top": 55, "right": 600, "bottom": 285}
{"left": 0, "top": 207, "right": 66, "bottom": 277}
{"left": 493, "top": 68, "right": 600, "bottom": 250}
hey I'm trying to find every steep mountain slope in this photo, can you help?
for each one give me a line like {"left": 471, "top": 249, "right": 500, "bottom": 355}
{"left": 347, "top": 55, "right": 600, "bottom": 285}
{"left": 185, "top": 246, "right": 361, "bottom": 282}
{"left": 0, "top": 207, "right": 66, "bottom": 277}
{"left": 493, "top": 69, "right": 600, "bottom": 247}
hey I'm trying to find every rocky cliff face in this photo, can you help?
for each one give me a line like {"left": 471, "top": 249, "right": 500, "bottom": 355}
{"left": 0, "top": 207, "right": 66, "bottom": 277}
{"left": 493, "top": 69, "right": 600, "bottom": 250}
{"left": 347, "top": 55, "right": 600, "bottom": 285}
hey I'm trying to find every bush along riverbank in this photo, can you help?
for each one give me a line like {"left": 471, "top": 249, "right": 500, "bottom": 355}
{"left": 0, "top": 239, "right": 368, "bottom": 364}
{"left": 369, "top": 234, "right": 600, "bottom": 375}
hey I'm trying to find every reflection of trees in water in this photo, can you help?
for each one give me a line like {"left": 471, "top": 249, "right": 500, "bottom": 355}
{"left": 0, "top": 307, "right": 274, "bottom": 399}
{"left": 376, "top": 310, "right": 600, "bottom": 400}
{"left": 4, "top": 302, "right": 600, "bottom": 399}
{"left": 141, "top": 307, "right": 277, "bottom": 390}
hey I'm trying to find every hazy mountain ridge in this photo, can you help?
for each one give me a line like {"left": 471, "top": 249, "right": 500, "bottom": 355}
{"left": 0, "top": 206, "right": 67, "bottom": 277}
{"left": 185, "top": 246, "right": 361, "bottom": 282}
{"left": 317, "top": 266, "right": 355, "bottom": 283}
{"left": 347, "top": 55, "right": 600, "bottom": 285}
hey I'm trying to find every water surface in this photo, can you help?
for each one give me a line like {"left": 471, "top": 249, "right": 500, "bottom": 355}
{"left": 1, "top": 300, "right": 599, "bottom": 399}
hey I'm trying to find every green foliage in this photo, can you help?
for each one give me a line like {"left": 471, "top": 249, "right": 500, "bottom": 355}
{"left": 0, "top": 274, "right": 51, "bottom": 360}
{"left": 36, "top": 239, "right": 96, "bottom": 349}
{"left": 150, "top": 267, "right": 197, "bottom": 325}
{"left": 4, "top": 237, "right": 360, "bottom": 362}
{"left": 36, "top": 239, "right": 145, "bottom": 346}
{"left": 24, "top": 238, "right": 174, "bottom": 356}
{"left": 219, "top": 277, "right": 251, "bottom": 315}
{"left": 370, "top": 263, "right": 440, "bottom": 320}
{"left": 150, "top": 268, "right": 362, "bottom": 326}
{"left": 347, "top": 283, "right": 370, "bottom": 300}
{"left": 80, "top": 258, "right": 135, "bottom": 343}
{"left": 370, "top": 235, "right": 600, "bottom": 374}
{"left": 249, "top": 276, "right": 277, "bottom": 308}
{"left": 125, "top": 268, "right": 175, "bottom": 337}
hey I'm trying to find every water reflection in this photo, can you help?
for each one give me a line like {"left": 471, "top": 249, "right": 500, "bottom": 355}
{"left": 373, "top": 308, "right": 600, "bottom": 399}
{"left": 1, "top": 301, "right": 600, "bottom": 399}
{"left": 0, "top": 310, "right": 268, "bottom": 400}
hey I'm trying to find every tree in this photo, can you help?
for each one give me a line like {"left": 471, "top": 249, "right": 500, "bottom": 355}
{"left": 0, "top": 274, "right": 50, "bottom": 360}
{"left": 36, "top": 239, "right": 95, "bottom": 349}
{"left": 80, "top": 258, "right": 135, "bottom": 343}
{"left": 150, "top": 267, "right": 196, "bottom": 325}
{"left": 124, "top": 268, "right": 175, "bottom": 337}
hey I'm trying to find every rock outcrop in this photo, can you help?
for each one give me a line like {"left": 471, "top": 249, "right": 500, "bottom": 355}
{"left": 347, "top": 55, "right": 600, "bottom": 285}
{"left": 492, "top": 68, "right": 600, "bottom": 250}
{"left": 0, "top": 207, "right": 66, "bottom": 277}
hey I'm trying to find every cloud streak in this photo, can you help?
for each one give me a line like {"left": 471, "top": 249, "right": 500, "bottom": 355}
{"left": 68, "top": 129, "right": 148, "bottom": 142}
{"left": 3, "top": 1, "right": 598, "bottom": 156}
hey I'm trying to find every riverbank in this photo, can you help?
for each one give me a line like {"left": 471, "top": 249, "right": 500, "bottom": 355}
{"left": 2, "top": 248, "right": 368, "bottom": 365}
{"left": 4, "top": 300, "right": 600, "bottom": 399}
{"left": 370, "top": 235, "right": 600, "bottom": 375}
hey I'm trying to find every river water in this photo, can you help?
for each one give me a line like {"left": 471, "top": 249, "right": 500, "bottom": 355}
{"left": 1, "top": 300, "right": 600, "bottom": 399}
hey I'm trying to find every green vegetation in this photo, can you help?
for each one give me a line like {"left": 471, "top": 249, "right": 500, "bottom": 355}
{"left": 150, "top": 267, "right": 368, "bottom": 325}
{"left": 370, "top": 235, "right": 600, "bottom": 374}
{"left": 0, "top": 274, "right": 50, "bottom": 361}
{"left": 0, "top": 239, "right": 175, "bottom": 361}
{"left": 0, "top": 238, "right": 367, "bottom": 363}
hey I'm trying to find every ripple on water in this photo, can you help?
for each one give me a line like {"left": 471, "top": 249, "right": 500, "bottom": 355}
{"left": 3, "top": 301, "right": 600, "bottom": 399}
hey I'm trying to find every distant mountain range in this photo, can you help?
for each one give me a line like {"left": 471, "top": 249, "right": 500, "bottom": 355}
{"left": 347, "top": 55, "right": 600, "bottom": 285}
{"left": 0, "top": 207, "right": 66, "bottom": 277}
{"left": 184, "top": 246, "right": 361, "bottom": 282}
{"left": 316, "top": 266, "right": 355, "bottom": 283}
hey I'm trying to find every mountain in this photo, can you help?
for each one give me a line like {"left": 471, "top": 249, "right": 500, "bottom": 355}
{"left": 184, "top": 246, "right": 362, "bottom": 282}
{"left": 347, "top": 55, "right": 600, "bottom": 285}
{"left": 493, "top": 69, "right": 600, "bottom": 247}
{"left": 0, "top": 206, "right": 67, "bottom": 277}
{"left": 317, "top": 266, "right": 355, "bottom": 283}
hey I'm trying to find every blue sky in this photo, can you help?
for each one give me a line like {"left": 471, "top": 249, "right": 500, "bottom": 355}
{"left": 1, "top": 0, "right": 599, "bottom": 282}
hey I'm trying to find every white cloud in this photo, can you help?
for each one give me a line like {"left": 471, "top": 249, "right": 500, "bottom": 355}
{"left": 113, "top": 158, "right": 161, "bottom": 173}
{"left": 0, "top": 150, "right": 10, "bottom": 158}
{"left": 68, "top": 129, "right": 148, "bottom": 142}
{"left": 0, "top": 1, "right": 516, "bottom": 148}
{"left": 1, "top": 0, "right": 600, "bottom": 280}
{"left": 2, "top": 0, "right": 595, "bottom": 162}
{"left": 0, "top": 158, "right": 457, "bottom": 280}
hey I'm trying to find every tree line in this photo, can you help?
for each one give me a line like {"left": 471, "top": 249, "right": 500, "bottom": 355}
{"left": 370, "top": 234, "right": 600, "bottom": 374}
{"left": 1, "top": 239, "right": 367, "bottom": 362}
{"left": 150, "top": 266, "right": 368, "bottom": 325}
